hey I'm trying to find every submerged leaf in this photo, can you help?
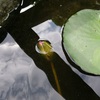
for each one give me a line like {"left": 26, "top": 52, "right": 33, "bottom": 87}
{"left": 63, "top": 9, "right": 100, "bottom": 75}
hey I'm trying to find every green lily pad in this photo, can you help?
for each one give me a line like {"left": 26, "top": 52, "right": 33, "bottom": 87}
{"left": 63, "top": 9, "right": 100, "bottom": 75}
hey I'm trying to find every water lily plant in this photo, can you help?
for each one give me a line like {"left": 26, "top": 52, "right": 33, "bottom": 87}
{"left": 36, "top": 40, "right": 62, "bottom": 95}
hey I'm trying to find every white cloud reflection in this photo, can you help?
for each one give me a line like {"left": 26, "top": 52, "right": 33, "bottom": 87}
{"left": 0, "top": 34, "right": 65, "bottom": 100}
{"left": 33, "top": 20, "right": 67, "bottom": 63}
{"left": 32, "top": 20, "right": 100, "bottom": 97}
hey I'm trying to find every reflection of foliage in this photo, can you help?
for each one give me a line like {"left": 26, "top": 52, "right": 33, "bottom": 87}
{"left": 0, "top": 0, "right": 19, "bottom": 24}
{"left": 0, "top": 0, "right": 100, "bottom": 99}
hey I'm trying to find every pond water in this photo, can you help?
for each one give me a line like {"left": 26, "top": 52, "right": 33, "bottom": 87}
{"left": 1, "top": 19, "right": 100, "bottom": 100}
{"left": 0, "top": 33, "right": 65, "bottom": 100}
{"left": 0, "top": 0, "right": 100, "bottom": 100}
{"left": 32, "top": 19, "right": 100, "bottom": 98}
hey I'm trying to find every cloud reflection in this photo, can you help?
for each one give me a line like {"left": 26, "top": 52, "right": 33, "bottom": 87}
{"left": 0, "top": 34, "right": 65, "bottom": 100}
{"left": 33, "top": 20, "right": 67, "bottom": 63}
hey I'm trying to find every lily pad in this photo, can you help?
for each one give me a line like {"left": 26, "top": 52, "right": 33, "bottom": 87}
{"left": 63, "top": 9, "right": 100, "bottom": 75}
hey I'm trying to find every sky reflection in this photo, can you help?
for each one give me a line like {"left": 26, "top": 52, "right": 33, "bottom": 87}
{"left": 32, "top": 20, "right": 100, "bottom": 97}
{"left": 33, "top": 20, "right": 67, "bottom": 63}
{"left": 0, "top": 34, "right": 65, "bottom": 100}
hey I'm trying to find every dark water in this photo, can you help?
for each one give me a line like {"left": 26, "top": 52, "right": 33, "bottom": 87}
{"left": 0, "top": 0, "right": 100, "bottom": 100}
